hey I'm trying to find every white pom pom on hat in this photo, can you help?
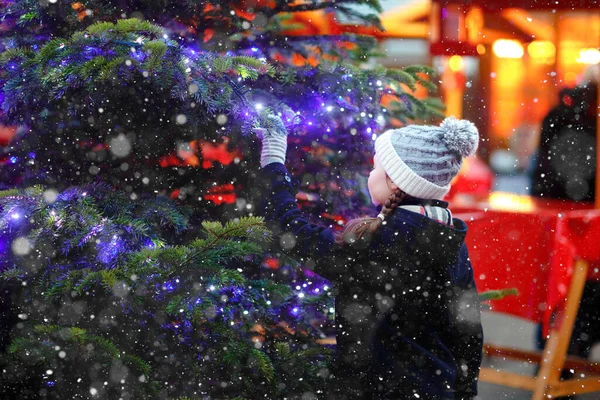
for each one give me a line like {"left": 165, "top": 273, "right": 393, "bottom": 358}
{"left": 440, "top": 116, "right": 479, "bottom": 158}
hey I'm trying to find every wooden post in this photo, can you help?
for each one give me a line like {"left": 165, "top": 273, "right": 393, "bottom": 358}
{"left": 531, "top": 260, "right": 589, "bottom": 400}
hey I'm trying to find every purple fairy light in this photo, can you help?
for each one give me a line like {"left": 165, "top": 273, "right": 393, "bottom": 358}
{"left": 79, "top": 224, "right": 103, "bottom": 246}
{"left": 96, "top": 234, "right": 124, "bottom": 264}
{"left": 163, "top": 280, "right": 176, "bottom": 292}
{"left": 131, "top": 51, "right": 145, "bottom": 61}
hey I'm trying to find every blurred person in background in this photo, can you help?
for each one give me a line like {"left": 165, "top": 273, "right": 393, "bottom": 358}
{"left": 530, "top": 65, "right": 597, "bottom": 202}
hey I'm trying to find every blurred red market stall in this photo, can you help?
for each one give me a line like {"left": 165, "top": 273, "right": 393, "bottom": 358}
{"left": 453, "top": 194, "right": 600, "bottom": 398}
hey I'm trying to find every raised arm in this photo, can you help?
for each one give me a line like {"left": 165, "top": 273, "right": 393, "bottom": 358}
{"left": 254, "top": 113, "right": 340, "bottom": 280}
{"left": 261, "top": 162, "right": 337, "bottom": 260}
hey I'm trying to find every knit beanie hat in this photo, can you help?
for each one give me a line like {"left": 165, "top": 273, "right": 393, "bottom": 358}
{"left": 374, "top": 116, "right": 479, "bottom": 200}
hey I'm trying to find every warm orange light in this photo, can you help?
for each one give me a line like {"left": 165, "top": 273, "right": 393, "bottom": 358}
{"left": 527, "top": 41, "right": 556, "bottom": 63}
{"left": 489, "top": 55, "right": 525, "bottom": 139}
{"left": 477, "top": 44, "right": 486, "bottom": 55}
{"left": 465, "top": 7, "right": 484, "bottom": 43}
{"left": 501, "top": 9, "right": 555, "bottom": 42}
{"left": 576, "top": 48, "right": 600, "bottom": 64}
{"left": 493, "top": 39, "right": 524, "bottom": 59}
{"left": 489, "top": 192, "right": 534, "bottom": 212}
{"left": 565, "top": 71, "right": 578, "bottom": 86}
{"left": 448, "top": 55, "right": 464, "bottom": 72}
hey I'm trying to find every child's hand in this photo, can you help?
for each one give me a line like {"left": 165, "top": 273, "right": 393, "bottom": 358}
{"left": 255, "top": 111, "right": 288, "bottom": 137}
{"left": 254, "top": 112, "right": 289, "bottom": 168}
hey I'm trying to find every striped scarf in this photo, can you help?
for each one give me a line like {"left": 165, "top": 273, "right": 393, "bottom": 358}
{"left": 399, "top": 204, "right": 454, "bottom": 227}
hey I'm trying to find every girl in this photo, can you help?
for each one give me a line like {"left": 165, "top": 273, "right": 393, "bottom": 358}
{"left": 256, "top": 115, "right": 483, "bottom": 400}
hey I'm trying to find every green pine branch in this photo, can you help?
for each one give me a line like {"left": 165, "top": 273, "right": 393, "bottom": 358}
{"left": 480, "top": 288, "right": 520, "bottom": 302}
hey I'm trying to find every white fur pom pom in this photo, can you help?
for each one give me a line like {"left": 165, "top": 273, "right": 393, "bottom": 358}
{"left": 440, "top": 116, "right": 479, "bottom": 158}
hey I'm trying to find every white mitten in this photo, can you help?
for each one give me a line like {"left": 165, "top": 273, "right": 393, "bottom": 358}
{"left": 254, "top": 113, "right": 289, "bottom": 168}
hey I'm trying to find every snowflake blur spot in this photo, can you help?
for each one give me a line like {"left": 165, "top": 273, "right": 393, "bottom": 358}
{"left": 12, "top": 237, "right": 32, "bottom": 255}
{"left": 43, "top": 189, "right": 59, "bottom": 204}
{"left": 176, "top": 114, "right": 188, "bottom": 125}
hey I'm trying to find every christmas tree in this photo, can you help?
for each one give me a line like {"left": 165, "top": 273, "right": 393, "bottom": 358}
{"left": 0, "top": 1, "right": 441, "bottom": 398}
{"left": 0, "top": 184, "right": 335, "bottom": 398}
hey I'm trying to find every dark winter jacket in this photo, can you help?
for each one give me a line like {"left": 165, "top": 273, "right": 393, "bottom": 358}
{"left": 260, "top": 163, "right": 483, "bottom": 400}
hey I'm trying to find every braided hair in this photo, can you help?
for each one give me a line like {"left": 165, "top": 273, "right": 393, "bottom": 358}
{"left": 334, "top": 188, "right": 406, "bottom": 245}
